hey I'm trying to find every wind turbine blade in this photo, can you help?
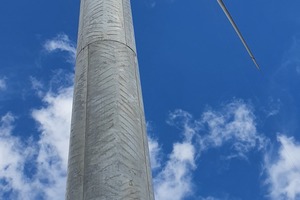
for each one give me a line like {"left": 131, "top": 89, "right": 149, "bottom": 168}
{"left": 217, "top": 0, "right": 260, "bottom": 70}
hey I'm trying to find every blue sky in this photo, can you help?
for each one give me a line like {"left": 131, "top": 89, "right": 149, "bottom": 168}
{"left": 0, "top": 0, "right": 300, "bottom": 199}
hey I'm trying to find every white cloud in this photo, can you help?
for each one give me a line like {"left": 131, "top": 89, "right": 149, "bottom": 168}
{"left": 0, "top": 85, "right": 73, "bottom": 200}
{"left": 199, "top": 100, "right": 267, "bottom": 158}
{"left": 32, "top": 86, "right": 73, "bottom": 170}
{"left": 265, "top": 135, "right": 300, "bottom": 200}
{"left": 30, "top": 76, "right": 44, "bottom": 97}
{"left": 44, "top": 34, "right": 76, "bottom": 62}
{"left": 148, "top": 136, "right": 162, "bottom": 170}
{"left": 0, "top": 78, "right": 7, "bottom": 91}
{"left": 154, "top": 142, "right": 196, "bottom": 200}
{"left": 200, "top": 197, "right": 221, "bottom": 200}
{"left": 168, "top": 101, "right": 267, "bottom": 159}
{"left": 167, "top": 109, "right": 198, "bottom": 142}
{"left": 0, "top": 113, "right": 36, "bottom": 199}
{"left": 31, "top": 86, "right": 73, "bottom": 199}
{"left": 154, "top": 110, "right": 197, "bottom": 200}
{"left": 153, "top": 100, "right": 268, "bottom": 200}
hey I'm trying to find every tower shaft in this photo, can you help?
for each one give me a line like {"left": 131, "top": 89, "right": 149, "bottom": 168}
{"left": 66, "top": 0, "right": 154, "bottom": 199}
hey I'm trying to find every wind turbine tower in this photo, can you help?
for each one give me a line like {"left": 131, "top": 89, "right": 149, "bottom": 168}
{"left": 66, "top": 0, "right": 154, "bottom": 199}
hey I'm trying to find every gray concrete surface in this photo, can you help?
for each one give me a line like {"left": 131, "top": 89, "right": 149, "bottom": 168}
{"left": 66, "top": 0, "right": 154, "bottom": 199}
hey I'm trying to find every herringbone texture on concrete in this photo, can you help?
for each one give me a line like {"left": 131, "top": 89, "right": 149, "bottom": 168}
{"left": 66, "top": 0, "right": 154, "bottom": 199}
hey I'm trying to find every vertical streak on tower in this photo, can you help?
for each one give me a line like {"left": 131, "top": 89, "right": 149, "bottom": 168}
{"left": 66, "top": 0, "right": 154, "bottom": 199}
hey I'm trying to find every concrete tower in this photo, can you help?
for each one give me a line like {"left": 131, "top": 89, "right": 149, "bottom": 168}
{"left": 66, "top": 0, "right": 154, "bottom": 199}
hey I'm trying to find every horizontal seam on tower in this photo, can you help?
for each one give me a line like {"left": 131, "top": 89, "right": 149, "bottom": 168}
{"left": 76, "top": 39, "right": 136, "bottom": 58}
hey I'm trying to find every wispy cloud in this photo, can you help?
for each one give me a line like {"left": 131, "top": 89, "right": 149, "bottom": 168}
{"left": 148, "top": 136, "right": 162, "bottom": 170}
{"left": 270, "top": 36, "right": 300, "bottom": 94}
{"left": 200, "top": 197, "right": 222, "bottom": 200}
{"left": 265, "top": 98, "right": 281, "bottom": 118}
{"left": 168, "top": 100, "right": 267, "bottom": 158}
{"left": 145, "top": 0, "right": 156, "bottom": 8}
{"left": 199, "top": 101, "right": 267, "bottom": 158}
{"left": 0, "top": 78, "right": 7, "bottom": 91}
{"left": 44, "top": 34, "right": 76, "bottom": 62}
{"left": 296, "top": 66, "right": 300, "bottom": 75}
{"left": 282, "top": 36, "right": 300, "bottom": 75}
{"left": 264, "top": 135, "right": 300, "bottom": 200}
{"left": 30, "top": 76, "right": 44, "bottom": 97}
